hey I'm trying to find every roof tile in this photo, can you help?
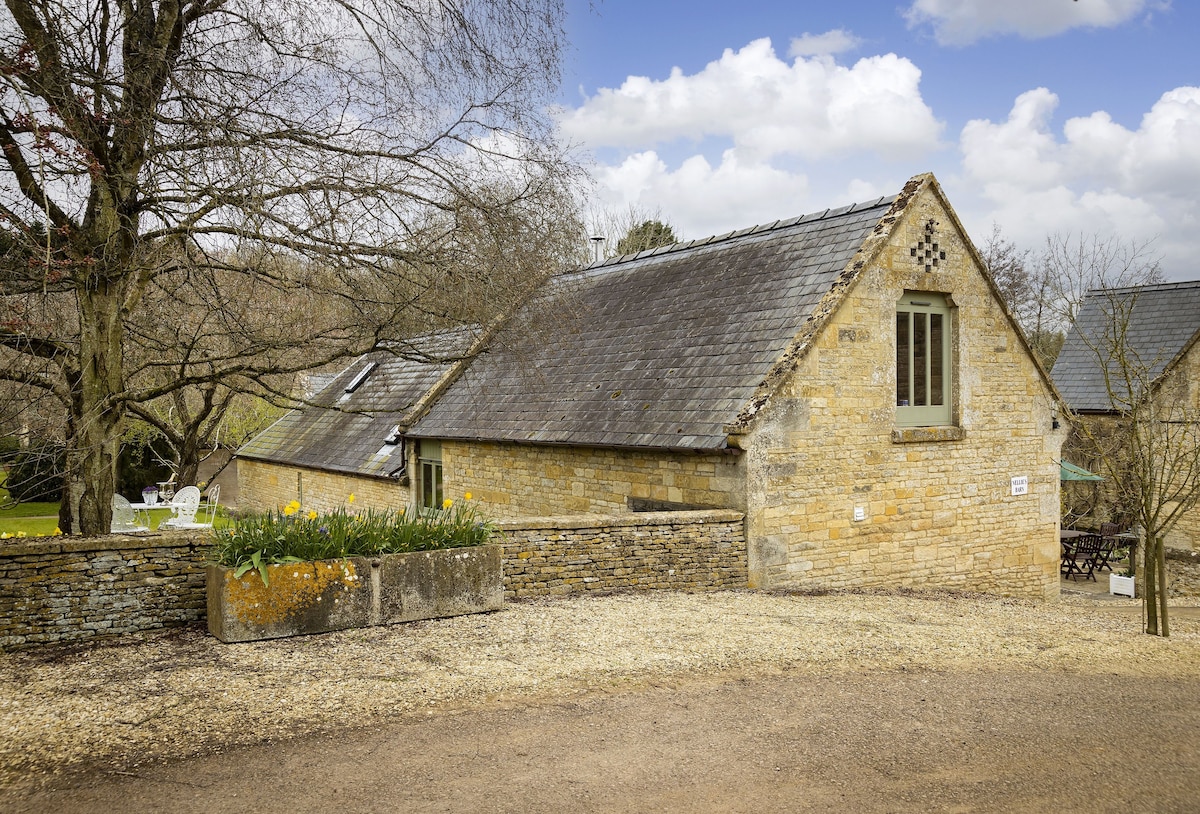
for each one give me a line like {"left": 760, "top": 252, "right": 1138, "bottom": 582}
{"left": 409, "top": 197, "right": 895, "bottom": 449}
{"left": 1052, "top": 280, "right": 1200, "bottom": 411}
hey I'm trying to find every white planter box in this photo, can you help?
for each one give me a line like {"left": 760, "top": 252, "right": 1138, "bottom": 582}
{"left": 1110, "top": 573, "right": 1135, "bottom": 598}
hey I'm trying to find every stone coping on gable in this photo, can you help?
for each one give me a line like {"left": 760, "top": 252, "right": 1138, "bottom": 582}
{"left": 496, "top": 509, "right": 745, "bottom": 532}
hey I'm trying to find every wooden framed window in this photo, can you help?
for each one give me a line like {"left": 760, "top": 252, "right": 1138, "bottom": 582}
{"left": 417, "top": 440, "right": 444, "bottom": 509}
{"left": 896, "top": 292, "right": 953, "bottom": 427}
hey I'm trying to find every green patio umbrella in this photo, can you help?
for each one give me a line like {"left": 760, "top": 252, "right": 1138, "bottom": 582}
{"left": 1060, "top": 460, "right": 1104, "bottom": 481}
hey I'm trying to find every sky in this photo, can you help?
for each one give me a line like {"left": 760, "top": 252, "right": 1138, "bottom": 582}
{"left": 555, "top": 0, "right": 1199, "bottom": 280}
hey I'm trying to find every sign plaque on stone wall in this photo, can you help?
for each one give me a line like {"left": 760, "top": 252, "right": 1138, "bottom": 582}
{"left": 1010, "top": 476, "right": 1029, "bottom": 496}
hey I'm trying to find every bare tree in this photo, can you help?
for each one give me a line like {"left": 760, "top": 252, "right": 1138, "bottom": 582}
{"left": 977, "top": 223, "right": 1064, "bottom": 367}
{"left": 586, "top": 204, "right": 682, "bottom": 261}
{"left": 1046, "top": 234, "right": 1197, "bottom": 636}
{"left": 126, "top": 385, "right": 284, "bottom": 491}
{"left": 981, "top": 229, "right": 1168, "bottom": 371}
{"left": 124, "top": 177, "right": 585, "bottom": 488}
{"left": 0, "top": 0, "right": 576, "bottom": 533}
{"left": 1059, "top": 285, "right": 1200, "bottom": 636}
{"left": 1038, "top": 233, "right": 1165, "bottom": 330}
{"left": 980, "top": 224, "right": 1033, "bottom": 319}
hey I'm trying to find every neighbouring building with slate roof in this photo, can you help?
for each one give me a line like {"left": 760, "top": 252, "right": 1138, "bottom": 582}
{"left": 237, "top": 328, "right": 479, "bottom": 509}
{"left": 237, "top": 173, "right": 1069, "bottom": 598}
{"left": 1052, "top": 281, "right": 1200, "bottom": 550}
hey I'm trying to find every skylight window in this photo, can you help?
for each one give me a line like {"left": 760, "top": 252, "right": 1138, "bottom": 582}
{"left": 344, "top": 362, "right": 377, "bottom": 393}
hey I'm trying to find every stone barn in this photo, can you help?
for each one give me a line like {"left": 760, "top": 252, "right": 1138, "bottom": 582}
{"left": 238, "top": 173, "right": 1067, "bottom": 598}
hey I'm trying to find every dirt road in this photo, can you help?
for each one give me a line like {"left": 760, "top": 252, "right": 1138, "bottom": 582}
{"left": 11, "top": 668, "right": 1200, "bottom": 813}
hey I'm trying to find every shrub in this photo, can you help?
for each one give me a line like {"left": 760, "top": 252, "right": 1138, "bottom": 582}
{"left": 209, "top": 495, "right": 496, "bottom": 585}
{"left": 0, "top": 436, "right": 22, "bottom": 464}
{"left": 117, "top": 433, "right": 174, "bottom": 499}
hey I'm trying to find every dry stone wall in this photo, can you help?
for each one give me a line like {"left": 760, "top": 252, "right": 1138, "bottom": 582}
{"left": 498, "top": 510, "right": 747, "bottom": 599}
{"left": 0, "top": 531, "right": 209, "bottom": 649}
{"left": 1, "top": 511, "right": 746, "bottom": 649}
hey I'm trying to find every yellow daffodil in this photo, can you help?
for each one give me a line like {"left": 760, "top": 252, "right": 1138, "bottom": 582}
{"left": 464, "top": 492, "right": 472, "bottom": 501}
{"left": 442, "top": 498, "right": 453, "bottom": 509}
{"left": 53, "top": 527, "right": 62, "bottom": 536}
{"left": 16, "top": 531, "right": 26, "bottom": 538}
{"left": 0, "top": 532, "right": 10, "bottom": 539}
{"left": 347, "top": 493, "right": 356, "bottom": 504}
{"left": 307, "top": 510, "right": 318, "bottom": 520}
{"left": 282, "top": 500, "right": 301, "bottom": 516}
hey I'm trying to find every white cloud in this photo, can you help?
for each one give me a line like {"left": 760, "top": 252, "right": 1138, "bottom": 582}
{"left": 1114, "top": 87, "right": 1200, "bottom": 191}
{"left": 961, "top": 86, "right": 1200, "bottom": 198}
{"left": 904, "top": 0, "right": 1164, "bottom": 46}
{"left": 590, "top": 150, "right": 812, "bottom": 239}
{"left": 958, "top": 86, "right": 1200, "bottom": 277}
{"left": 788, "top": 29, "right": 862, "bottom": 58}
{"left": 558, "top": 38, "right": 942, "bottom": 163}
{"left": 960, "top": 88, "right": 1066, "bottom": 190}
{"left": 558, "top": 26, "right": 1199, "bottom": 281}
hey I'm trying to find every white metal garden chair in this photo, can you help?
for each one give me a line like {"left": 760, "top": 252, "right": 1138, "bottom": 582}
{"left": 111, "top": 494, "right": 149, "bottom": 533}
{"left": 161, "top": 485, "right": 203, "bottom": 529}
{"left": 197, "top": 483, "right": 221, "bottom": 528}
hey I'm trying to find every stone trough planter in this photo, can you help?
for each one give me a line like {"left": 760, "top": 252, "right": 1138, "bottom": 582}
{"left": 207, "top": 544, "right": 502, "bottom": 643}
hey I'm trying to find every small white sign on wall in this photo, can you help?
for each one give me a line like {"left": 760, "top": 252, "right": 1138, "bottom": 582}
{"left": 1011, "top": 476, "right": 1029, "bottom": 496}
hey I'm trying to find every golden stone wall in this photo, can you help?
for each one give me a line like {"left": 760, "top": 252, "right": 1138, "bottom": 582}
{"left": 236, "top": 459, "right": 410, "bottom": 514}
{"left": 441, "top": 441, "right": 745, "bottom": 519}
{"left": 1166, "top": 340, "right": 1200, "bottom": 544}
{"left": 1166, "top": 509, "right": 1199, "bottom": 552}
{"left": 740, "top": 182, "right": 1066, "bottom": 599}
{"left": 1163, "top": 342, "right": 1200, "bottom": 551}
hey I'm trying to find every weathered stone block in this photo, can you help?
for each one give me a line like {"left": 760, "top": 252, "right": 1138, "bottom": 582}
{"left": 378, "top": 545, "right": 503, "bottom": 625}
{"left": 207, "top": 544, "right": 502, "bottom": 643}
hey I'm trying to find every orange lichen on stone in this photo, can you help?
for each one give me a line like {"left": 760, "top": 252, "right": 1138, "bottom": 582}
{"left": 222, "top": 559, "right": 363, "bottom": 626}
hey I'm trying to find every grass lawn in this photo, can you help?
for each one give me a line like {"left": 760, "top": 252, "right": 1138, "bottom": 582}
{"left": 0, "top": 516, "right": 62, "bottom": 538}
{"left": 1, "top": 470, "right": 227, "bottom": 538}
{"left": 0, "top": 475, "right": 61, "bottom": 537}
{"left": 0, "top": 500, "right": 60, "bottom": 518}
{"left": 0, "top": 504, "right": 226, "bottom": 538}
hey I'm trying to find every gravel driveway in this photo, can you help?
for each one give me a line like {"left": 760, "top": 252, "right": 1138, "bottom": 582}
{"left": 4, "top": 582, "right": 1200, "bottom": 811}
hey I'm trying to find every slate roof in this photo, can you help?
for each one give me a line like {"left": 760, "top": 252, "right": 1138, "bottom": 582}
{"left": 406, "top": 194, "right": 897, "bottom": 450}
{"left": 237, "top": 329, "right": 474, "bottom": 478}
{"left": 1052, "top": 280, "right": 1200, "bottom": 412}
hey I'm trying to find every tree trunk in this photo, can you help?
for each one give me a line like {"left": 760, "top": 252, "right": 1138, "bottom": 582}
{"left": 1140, "top": 532, "right": 1172, "bottom": 637}
{"left": 175, "top": 435, "right": 203, "bottom": 491}
{"left": 1157, "top": 540, "right": 1170, "bottom": 638}
{"left": 69, "top": 284, "right": 127, "bottom": 536}
{"left": 1143, "top": 534, "right": 1159, "bottom": 635}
